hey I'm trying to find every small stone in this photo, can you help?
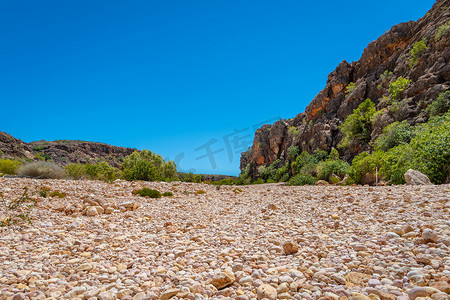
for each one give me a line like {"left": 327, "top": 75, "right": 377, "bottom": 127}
{"left": 422, "top": 229, "right": 439, "bottom": 243}
{"left": 86, "top": 207, "right": 99, "bottom": 216}
{"left": 76, "top": 263, "right": 93, "bottom": 272}
{"left": 211, "top": 270, "right": 235, "bottom": 290}
{"left": 98, "top": 291, "right": 117, "bottom": 300}
{"left": 160, "top": 288, "right": 180, "bottom": 300}
{"left": 104, "top": 207, "right": 114, "bottom": 214}
{"left": 257, "top": 284, "right": 277, "bottom": 300}
{"left": 408, "top": 287, "right": 429, "bottom": 300}
{"left": 283, "top": 241, "right": 299, "bottom": 255}
{"left": 349, "top": 293, "right": 371, "bottom": 300}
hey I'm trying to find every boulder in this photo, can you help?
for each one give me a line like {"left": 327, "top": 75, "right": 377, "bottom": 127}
{"left": 404, "top": 169, "right": 432, "bottom": 185}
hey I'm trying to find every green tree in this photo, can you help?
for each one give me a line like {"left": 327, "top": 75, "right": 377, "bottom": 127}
{"left": 339, "top": 99, "right": 376, "bottom": 149}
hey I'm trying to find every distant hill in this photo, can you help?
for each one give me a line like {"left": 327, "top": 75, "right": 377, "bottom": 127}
{"left": 0, "top": 131, "right": 136, "bottom": 167}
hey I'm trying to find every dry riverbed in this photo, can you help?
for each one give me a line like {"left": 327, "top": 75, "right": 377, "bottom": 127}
{"left": 0, "top": 178, "right": 449, "bottom": 300}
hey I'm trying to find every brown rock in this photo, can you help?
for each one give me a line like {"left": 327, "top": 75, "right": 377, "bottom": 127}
{"left": 283, "top": 241, "right": 299, "bottom": 255}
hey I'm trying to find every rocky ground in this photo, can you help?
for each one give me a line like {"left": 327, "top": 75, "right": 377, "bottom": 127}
{"left": 0, "top": 178, "right": 449, "bottom": 300}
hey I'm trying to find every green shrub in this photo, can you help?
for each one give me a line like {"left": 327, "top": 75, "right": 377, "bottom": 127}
{"left": 64, "top": 162, "right": 121, "bottom": 182}
{"left": 178, "top": 172, "right": 202, "bottom": 183}
{"left": 427, "top": 91, "right": 450, "bottom": 117}
{"left": 374, "top": 121, "right": 414, "bottom": 152}
{"left": 316, "top": 159, "right": 349, "bottom": 181}
{"left": 339, "top": 99, "right": 376, "bottom": 149}
{"left": 409, "top": 39, "right": 427, "bottom": 67}
{"left": 355, "top": 112, "right": 450, "bottom": 184}
{"left": 0, "top": 159, "right": 21, "bottom": 175}
{"left": 345, "top": 82, "right": 356, "bottom": 97}
{"left": 0, "top": 188, "right": 37, "bottom": 227}
{"left": 435, "top": 21, "right": 450, "bottom": 41}
{"left": 121, "top": 150, "right": 178, "bottom": 182}
{"left": 133, "top": 187, "right": 162, "bottom": 198}
{"left": 252, "top": 178, "right": 264, "bottom": 184}
{"left": 288, "top": 146, "right": 300, "bottom": 160}
{"left": 49, "top": 190, "right": 66, "bottom": 198}
{"left": 329, "top": 148, "right": 339, "bottom": 160}
{"left": 377, "top": 70, "right": 394, "bottom": 90}
{"left": 288, "top": 126, "right": 299, "bottom": 137}
{"left": 388, "top": 77, "right": 411, "bottom": 101}
{"left": 18, "top": 161, "right": 65, "bottom": 179}
{"left": 348, "top": 151, "right": 384, "bottom": 184}
{"left": 274, "top": 162, "right": 290, "bottom": 182}
{"left": 162, "top": 192, "right": 173, "bottom": 197}
{"left": 286, "top": 174, "right": 317, "bottom": 186}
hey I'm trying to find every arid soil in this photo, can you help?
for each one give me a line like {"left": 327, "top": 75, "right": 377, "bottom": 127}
{"left": 0, "top": 178, "right": 449, "bottom": 300}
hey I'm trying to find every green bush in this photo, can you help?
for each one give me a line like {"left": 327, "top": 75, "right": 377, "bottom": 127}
{"left": 252, "top": 178, "right": 264, "bottom": 184}
{"left": 345, "top": 82, "right": 356, "bottom": 97}
{"left": 352, "top": 112, "right": 450, "bottom": 184}
{"left": 388, "top": 77, "right": 411, "bottom": 101}
{"left": 348, "top": 151, "right": 384, "bottom": 184}
{"left": 133, "top": 187, "right": 162, "bottom": 198}
{"left": 162, "top": 192, "right": 173, "bottom": 197}
{"left": 0, "top": 159, "right": 21, "bottom": 175}
{"left": 374, "top": 121, "right": 414, "bottom": 151}
{"left": 274, "top": 162, "right": 290, "bottom": 182}
{"left": 409, "top": 39, "right": 427, "bottom": 67}
{"left": 64, "top": 162, "right": 121, "bottom": 182}
{"left": 377, "top": 70, "right": 394, "bottom": 90}
{"left": 427, "top": 91, "right": 450, "bottom": 117}
{"left": 288, "top": 126, "right": 300, "bottom": 137}
{"left": 339, "top": 99, "right": 376, "bottom": 149}
{"left": 434, "top": 21, "right": 450, "bottom": 41}
{"left": 288, "top": 146, "right": 300, "bottom": 160}
{"left": 316, "top": 159, "right": 349, "bottom": 181}
{"left": 286, "top": 174, "right": 317, "bottom": 186}
{"left": 178, "top": 172, "right": 202, "bottom": 183}
{"left": 49, "top": 190, "right": 66, "bottom": 198}
{"left": 121, "top": 150, "right": 178, "bottom": 182}
{"left": 18, "top": 162, "right": 65, "bottom": 179}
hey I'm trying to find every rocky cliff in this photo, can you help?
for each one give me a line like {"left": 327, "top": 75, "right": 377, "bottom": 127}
{"left": 0, "top": 132, "right": 136, "bottom": 167}
{"left": 240, "top": 0, "right": 450, "bottom": 179}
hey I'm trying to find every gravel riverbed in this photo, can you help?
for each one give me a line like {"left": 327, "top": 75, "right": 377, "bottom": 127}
{"left": 0, "top": 178, "right": 449, "bottom": 300}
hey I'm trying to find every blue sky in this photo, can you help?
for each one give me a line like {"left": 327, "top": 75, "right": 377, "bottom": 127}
{"left": 0, "top": 0, "right": 435, "bottom": 175}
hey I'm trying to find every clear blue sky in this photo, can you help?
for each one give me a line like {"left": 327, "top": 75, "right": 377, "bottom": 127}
{"left": 0, "top": 0, "right": 435, "bottom": 175}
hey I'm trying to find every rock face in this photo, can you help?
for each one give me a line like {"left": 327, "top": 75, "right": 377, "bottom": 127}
{"left": 0, "top": 131, "right": 136, "bottom": 167}
{"left": 405, "top": 169, "right": 433, "bottom": 185}
{"left": 241, "top": 0, "right": 450, "bottom": 179}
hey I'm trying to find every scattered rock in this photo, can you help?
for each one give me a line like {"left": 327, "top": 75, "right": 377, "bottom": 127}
{"left": 282, "top": 241, "right": 299, "bottom": 255}
{"left": 404, "top": 169, "right": 432, "bottom": 185}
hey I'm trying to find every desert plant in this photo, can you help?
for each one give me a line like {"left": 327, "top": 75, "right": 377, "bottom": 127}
{"left": 286, "top": 174, "right": 317, "bottom": 186}
{"left": 388, "top": 77, "right": 411, "bottom": 101}
{"left": 121, "top": 150, "right": 177, "bottom": 182}
{"left": 288, "top": 146, "right": 300, "bottom": 160}
{"left": 49, "top": 190, "right": 66, "bottom": 198}
{"left": 18, "top": 161, "right": 65, "bottom": 179}
{"left": 374, "top": 121, "right": 415, "bottom": 152}
{"left": 427, "top": 90, "right": 450, "bottom": 117}
{"left": 435, "top": 20, "right": 450, "bottom": 41}
{"left": 132, "top": 187, "right": 162, "bottom": 198}
{"left": 316, "top": 159, "right": 349, "bottom": 181}
{"left": 0, "top": 188, "right": 36, "bottom": 227}
{"left": 409, "top": 38, "right": 428, "bottom": 67}
{"left": 196, "top": 190, "right": 206, "bottom": 195}
{"left": 348, "top": 151, "right": 384, "bottom": 184}
{"left": 339, "top": 99, "right": 376, "bottom": 149}
{"left": 288, "top": 126, "right": 299, "bottom": 137}
{"left": 162, "top": 192, "right": 173, "bottom": 197}
{"left": 345, "top": 82, "right": 356, "bottom": 97}
{"left": 0, "top": 159, "right": 21, "bottom": 175}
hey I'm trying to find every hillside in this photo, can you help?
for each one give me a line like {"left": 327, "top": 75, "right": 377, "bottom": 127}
{"left": 240, "top": 0, "right": 450, "bottom": 180}
{"left": 0, "top": 132, "right": 136, "bottom": 167}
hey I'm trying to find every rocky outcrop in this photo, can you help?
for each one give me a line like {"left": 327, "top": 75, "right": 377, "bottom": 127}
{"left": 0, "top": 132, "right": 137, "bottom": 167}
{"left": 241, "top": 0, "right": 450, "bottom": 178}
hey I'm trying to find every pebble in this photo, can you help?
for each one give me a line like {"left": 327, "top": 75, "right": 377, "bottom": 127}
{"left": 0, "top": 178, "right": 448, "bottom": 300}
